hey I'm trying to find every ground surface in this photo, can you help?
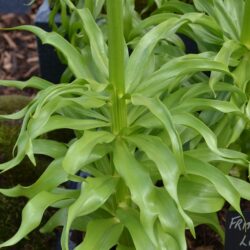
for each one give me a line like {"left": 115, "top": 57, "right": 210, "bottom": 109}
{"left": 0, "top": 2, "right": 40, "bottom": 95}
{"left": 0, "top": 1, "right": 248, "bottom": 250}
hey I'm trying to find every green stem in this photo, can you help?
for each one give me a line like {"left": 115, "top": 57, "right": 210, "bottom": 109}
{"left": 241, "top": 0, "right": 250, "bottom": 49}
{"left": 107, "top": 0, "right": 127, "bottom": 135}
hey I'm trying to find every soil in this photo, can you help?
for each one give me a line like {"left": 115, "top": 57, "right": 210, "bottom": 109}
{"left": 0, "top": 1, "right": 249, "bottom": 250}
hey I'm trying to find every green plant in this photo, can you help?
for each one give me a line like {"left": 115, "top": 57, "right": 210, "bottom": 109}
{"left": 0, "top": 0, "right": 250, "bottom": 249}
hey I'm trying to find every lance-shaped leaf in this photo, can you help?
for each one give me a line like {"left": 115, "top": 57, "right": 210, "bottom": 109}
{"left": 31, "top": 84, "right": 89, "bottom": 119}
{"left": 32, "top": 139, "right": 68, "bottom": 158}
{"left": 189, "top": 212, "right": 224, "bottom": 240}
{"left": 179, "top": 82, "right": 245, "bottom": 101}
{"left": 74, "top": 7, "right": 108, "bottom": 80}
{"left": 152, "top": 188, "right": 187, "bottom": 250}
{"left": 113, "top": 139, "right": 159, "bottom": 244}
{"left": 131, "top": 95, "right": 185, "bottom": 171}
{"left": 126, "top": 134, "right": 194, "bottom": 236}
{"left": 135, "top": 54, "right": 232, "bottom": 96}
{"left": 185, "top": 155, "right": 242, "bottom": 215}
{"left": 213, "top": 0, "right": 239, "bottom": 40}
{"left": 241, "top": 0, "right": 250, "bottom": 49}
{"left": 172, "top": 98, "right": 242, "bottom": 114}
{"left": 33, "top": 115, "right": 110, "bottom": 138}
{"left": 209, "top": 40, "right": 241, "bottom": 91}
{"left": 116, "top": 208, "right": 156, "bottom": 250}
{"left": 0, "top": 76, "right": 52, "bottom": 90}
{"left": 84, "top": 0, "right": 105, "bottom": 18}
{"left": 173, "top": 112, "right": 248, "bottom": 163}
{"left": 27, "top": 95, "right": 107, "bottom": 138}
{"left": 156, "top": 1, "right": 195, "bottom": 14}
{"left": 7, "top": 25, "right": 93, "bottom": 80}
{"left": 128, "top": 13, "right": 178, "bottom": 40}
{"left": 0, "top": 159, "right": 68, "bottom": 199}
{"left": 225, "top": 0, "right": 244, "bottom": 30}
{"left": 63, "top": 130, "right": 115, "bottom": 175}
{"left": 227, "top": 176, "right": 250, "bottom": 200}
{"left": 0, "top": 191, "right": 73, "bottom": 248}
{"left": 61, "top": 176, "right": 118, "bottom": 250}
{"left": 0, "top": 131, "right": 33, "bottom": 172}
{"left": 74, "top": 218, "right": 123, "bottom": 250}
{"left": 126, "top": 17, "right": 187, "bottom": 92}
{"left": 0, "top": 106, "right": 28, "bottom": 120}
{"left": 193, "top": 0, "right": 215, "bottom": 16}
{"left": 233, "top": 52, "right": 250, "bottom": 92}
{"left": 126, "top": 134, "right": 181, "bottom": 197}
{"left": 178, "top": 175, "right": 224, "bottom": 213}
{"left": 41, "top": 207, "right": 110, "bottom": 234}
{"left": 185, "top": 148, "right": 248, "bottom": 167}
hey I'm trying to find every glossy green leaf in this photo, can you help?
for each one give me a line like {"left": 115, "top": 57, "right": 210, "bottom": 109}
{"left": 227, "top": 176, "right": 250, "bottom": 200}
{"left": 74, "top": 218, "right": 123, "bottom": 250}
{"left": 180, "top": 82, "right": 245, "bottom": 102}
{"left": 156, "top": 1, "right": 195, "bottom": 14}
{"left": 185, "top": 148, "right": 248, "bottom": 167}
{"left": 233, "top": 52, "right": 250, "bottom": 92}
{"left": 32, "top": 139, "right": 68, "bottom": 158}
{"left": 241, "top": 0, "right": 250, "bottom": 49}
{"left": 0, "top": 132, "right": 33, "bottom": 172}
{"left": 209, "top": 40, "right": 241, "bottom": 91}
{"left": 61, "top": 176, "right": 118, "bottom": 250}
{"left": 193, "top": 0, "right": 214, "bottom": 16}
{"left": 125, "top": 134, "right": 193, "bottom": 234}
{"left": 178, "top": 175, "right": 224, "bottom": 213}
{"left": 126, "top": 17, "right": 187, "bottom": 91}
{"left": 185, "top": 155, "right": 242, "bottom": 215}
{"left": 128, "top": 13, "right": 178, "bottom": 40}
{"left": 85, "top": 0, "right": 105, "bottom": 18}
{"left": 135, "top": 54, "right": 232, "bottom": 96}
{"left": 173, "top": 112, "right": 247, "bottom": 163}
{"left": 31, "top": 115, "right": 110, "bottom": 138}
{"left": 0, "top": 159, "right": 68, "bottom": 199}
{"left": 126, "top": 134, "right": 181, "bottom": 198}
{"left": 41, "top": 208, "right": 109, "bottom": 234}
{"left": 213, "top": 0, "right": 239, "bottom": 40}
{"left": 172, "top": 98, "right": 242, "bottom": 114}
{"left": 113, "top": 139, "right": 159, "bottom": 242}
{"left": 10, "top": 25, "right": 93, "bottom": 80}
{"left": 152, "top": 188, "right": 187, "bottom": 250}
{"left": 0, "top": 76, "right": 52, "bottom": 90}
{"left": 225, "top": 0, "right": 244, "bottom": 32}
{"left": 131, "top": 95, "right": 185, "bottom": 171}
{"left": 0, "top": 191, "right": 73, "bottom": 248}
{"left": 116, "top": 208, "right": 156, "bottom": 250}
{"left": 189, "top": 212, "right": 224, "bottom": 240}
{"left": 74, "top": 8, "right": 108, "bottom": 80}
{"left": 0, "top": 106, "right": 29, "bottom": 120}
{"left": 63, "top": 131, "right": 115, "bottom": 175}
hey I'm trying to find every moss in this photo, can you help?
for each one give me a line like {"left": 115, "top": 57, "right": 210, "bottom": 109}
{"left": 0, "top": 95, "right": 31, "bottom": 115}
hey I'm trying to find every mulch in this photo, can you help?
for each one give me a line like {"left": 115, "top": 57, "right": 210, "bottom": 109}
{"left": 0, "top": 2, "right": 249, "bottom": 250}
{"left": 0, "top": 1, "right": 42, "bottom": 96}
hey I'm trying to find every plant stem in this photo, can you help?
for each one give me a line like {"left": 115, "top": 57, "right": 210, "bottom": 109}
{"left": 241, "top": 0, "right": 250, "bottom": 49}
{"left": 107, "top": 0, "right": 127, "bottom": 134}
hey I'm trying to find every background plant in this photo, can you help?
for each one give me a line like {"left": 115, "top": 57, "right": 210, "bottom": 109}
{"left": 0, "top": 0, "right": 249, "bottom": 249}
{"left": 149, "top": 0, "right": 250, "bottom": 178}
